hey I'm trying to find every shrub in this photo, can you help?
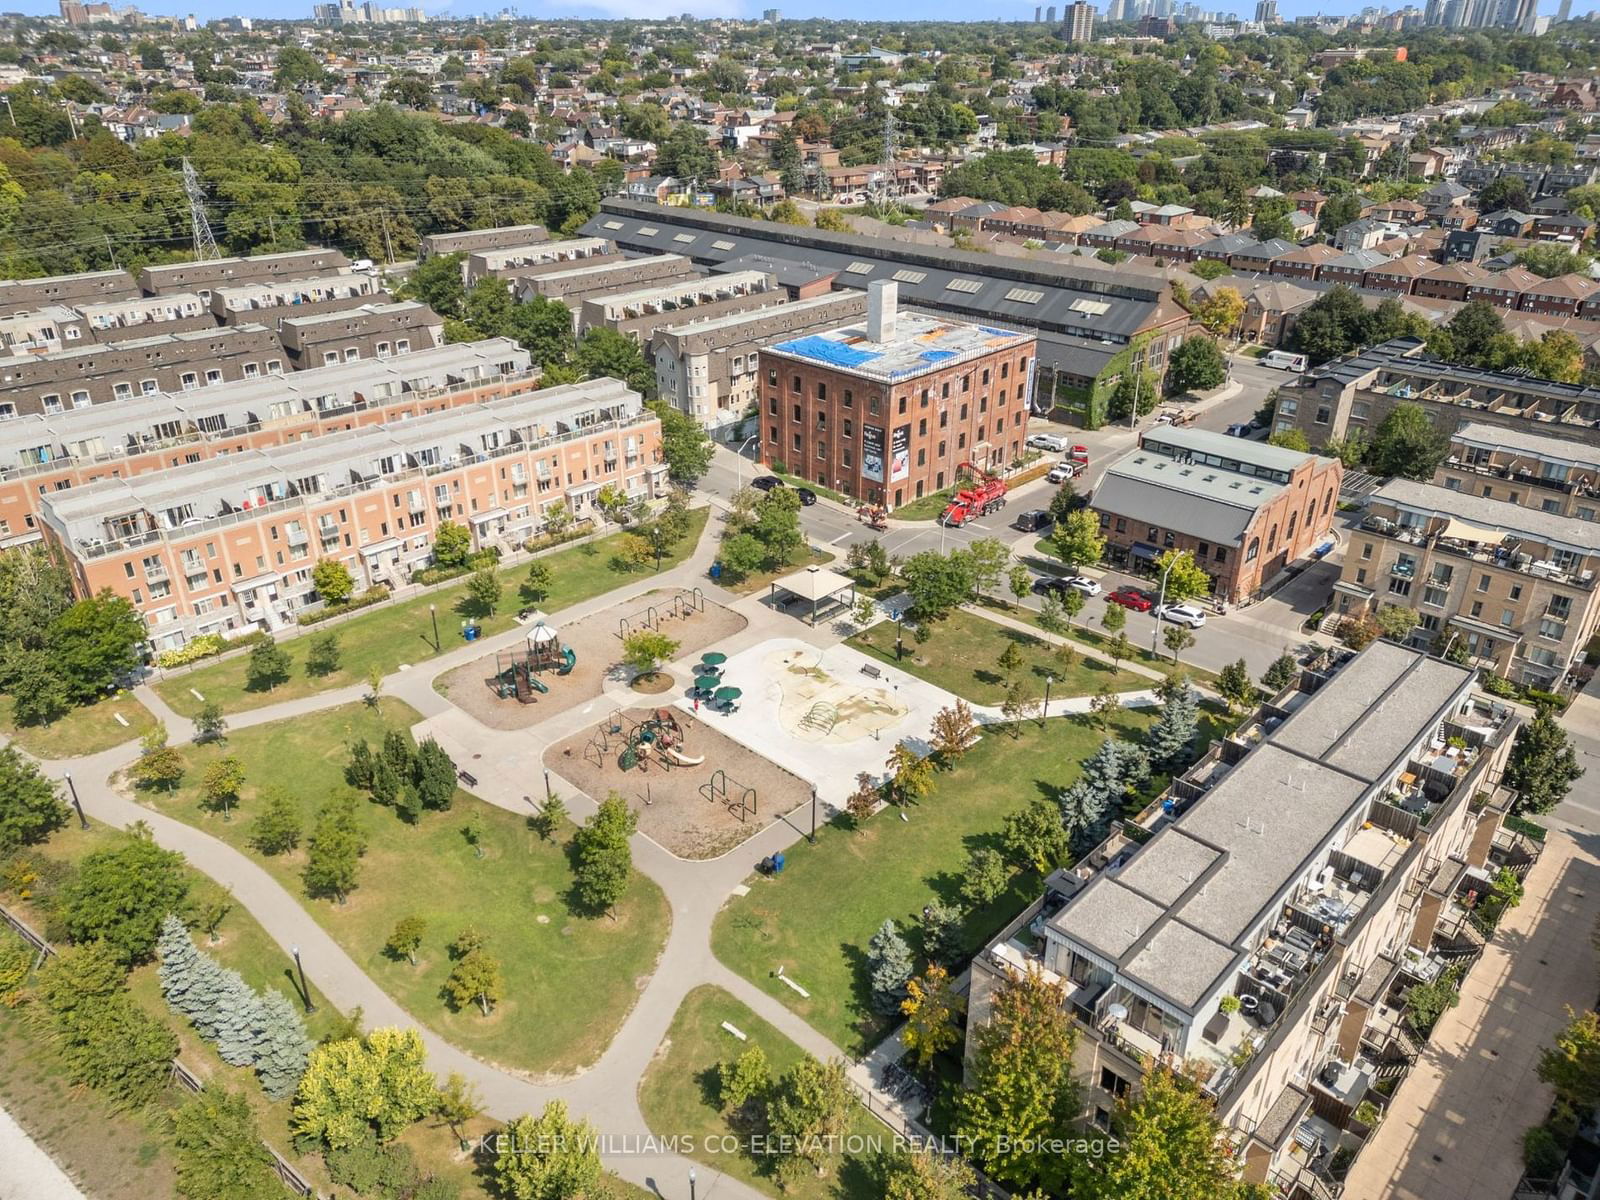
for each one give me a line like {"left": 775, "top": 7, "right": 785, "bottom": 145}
{"left": 1523, "top": 1123, "right": 1567, "bottom": 1178}
{"left": 296, "top": 586, "right": 390, "bottom": 627}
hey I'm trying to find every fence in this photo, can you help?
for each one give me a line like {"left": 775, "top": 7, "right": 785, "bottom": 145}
{"left": 0, "top": 901, "right": 319, "bottom": 1199}
{"left": 843, "top": 1070, "right": 1010, "bottom": 1200}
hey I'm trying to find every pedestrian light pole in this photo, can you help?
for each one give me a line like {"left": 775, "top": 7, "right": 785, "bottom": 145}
{"left": 291, "top": 945, "right": 316, "bottom": 1013}
{"left": 1150, "top": 556, "right": 1178, "bottom": 656}
{"left": 429, "top": 602, "right": 440, "bottom": 652}
{"left": 63, "top": 772, "right": 88, "bottom": 830}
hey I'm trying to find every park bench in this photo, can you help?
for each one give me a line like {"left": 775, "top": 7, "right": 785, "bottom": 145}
{"left": 860, "top": 664, "right": 883, "bottom": 680}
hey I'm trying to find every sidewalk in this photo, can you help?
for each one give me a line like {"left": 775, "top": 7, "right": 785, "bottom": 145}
{"left": 0, "top": 1105, "right": 84, "bottom": 1200}
{"left": 1342, "top": 832, "right": 1600, "bottom": 1200}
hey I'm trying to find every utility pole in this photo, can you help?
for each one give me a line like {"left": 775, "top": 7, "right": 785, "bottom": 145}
{"left": 181, "top": 158, "right": 220, "bottom": 261}
{"left": 379, "top": 210, "right": 396, "bottom": 265}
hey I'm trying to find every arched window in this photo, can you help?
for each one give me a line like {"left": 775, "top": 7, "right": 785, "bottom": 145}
{"left": 1246, "top": 538, "right": 1260, "bottom": 563}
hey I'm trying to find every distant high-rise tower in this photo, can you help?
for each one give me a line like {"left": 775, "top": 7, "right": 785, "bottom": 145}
{"left": 1255, "top": 0, "right": 1277, "bottom": 20}
{"left": 1035, "top": 4, "right": 1043, "bottom": 18}
{"left": 1066, "top": 0, "right": 1095, "bottom": 39}
{"left": 1046, "top": 5, "right": 1057, "bottom": 21}
{"left": 1557, "top": 0, "right": 1573, "bottom": 19}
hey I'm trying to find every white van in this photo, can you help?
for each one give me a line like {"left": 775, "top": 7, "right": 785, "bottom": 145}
{"left": 1262, "top": 350, "right": 1308, "bottom": 372}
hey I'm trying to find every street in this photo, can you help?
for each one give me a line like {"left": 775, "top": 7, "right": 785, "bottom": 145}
{"left": 701, "top": 349, "right": 1326, "bottom": 676}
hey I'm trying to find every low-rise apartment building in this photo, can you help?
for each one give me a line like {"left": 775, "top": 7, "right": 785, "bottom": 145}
{"left": 0, "top": 269, "right": 139, "bottom": 317}
{"left": 1090, "top": 427, "right": 1343, "bottom": 605}
{"left": 138, "top": 249, "right": 352, "bottom": 299}
{"left": 0, "top": 339, "right": 534, "bottom": 550}
{"left": 73, "top": 292, "right": 215, "bottom": 340}
{"left": 514, "top": 253, "right": 700, "bottom": 315}
{"left": 967, "top": 641, "right": 1522, "bottom": 1195}
{"left": 1333, "top": 477, "right": 1599, "bottom": 686}
{"left": 39, "top": 376, "right": 663, "bottom": 650}
{"left": 651, "top": 290, "right": 867, "bottom": 438}
{"left": 578, "top": 270, "right": 782, "bottom": 344}
{"left": 462, "top": 237, "right": 616, "bottom": 288}
{"left": 0, "top": 324, "right": 284, "bottom": 418}
{"left": 757, "top": 282, "right": 1035, "bottom": 509}
{"left": 418, "top": 224, "right": 548, "bottom": 259}
{"left": 278, "top": 302, "right": 445, "bottom": 370}
{"left": 1435, "top": 422, "right": 1600, "bottom": 522}
{"left": 0, "top": 306, "right": 91, "bottom": 355}
{"left": 210, "top": 274, "right": 386, "bottom": 327}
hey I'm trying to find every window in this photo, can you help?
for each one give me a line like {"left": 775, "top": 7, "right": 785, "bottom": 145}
{"left": 843, "top": 389, "right": 853, "bottom": 408}
{"left": 1360, "top": 541, "right": 1372, "bottom": 560}
{"left": 816, "top": 382, "right": 827, "bottom": 401}
{"left": 791, "top": 375, "right": 801, "bottom": 393}
{"left": 1246, "top": 537, "right": 1259, "bottom": 562}
{"left": 1315, "top": 405, "right": 1331, "bottom": 424}
{"left": 1477, "top": 574, "right": 1491, "bottom": 592}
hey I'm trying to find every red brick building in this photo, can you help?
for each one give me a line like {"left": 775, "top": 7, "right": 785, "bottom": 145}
{"left": 758, "top": 283, "right": 1036, "bottom": 510}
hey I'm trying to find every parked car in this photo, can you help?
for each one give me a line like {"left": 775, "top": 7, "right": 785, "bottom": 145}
{"left": 1046, "top": 462, "right": 1081, "bottom": 484}
{"left": 1014, "top": 509, "right": 1053, "bottom": 532}
{"left": 1225, "top": 423, "right": 1257, "bottom": 438}
{"left": 1155, "top": 603, "right": 1207, "bottom": 628}
{"left": 1032, "top": 575, "right": 1074, "bottom": 597}
{"left": 1108, "top": 587, "right": 1156, "bottom": 612}
{"left": 1064, "top": 575, "right": 1102, "bottom": 596}
{"left": 1027, "top": 432, "right": 1068, "bottom": 452}
{"left": 795, "top": 487, "right": 817, "bottom": 506}
{"left": 751, "top": 475, "right": 784, "bottom": 492}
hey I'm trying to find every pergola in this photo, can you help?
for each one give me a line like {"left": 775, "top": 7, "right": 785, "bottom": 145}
{"left": 767, "top": 564, "right": 858, "bottom": 627}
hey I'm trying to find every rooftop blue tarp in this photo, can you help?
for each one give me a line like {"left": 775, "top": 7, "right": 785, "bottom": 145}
{"left": 773, "top": 335, "right": 879, "bottom": 368}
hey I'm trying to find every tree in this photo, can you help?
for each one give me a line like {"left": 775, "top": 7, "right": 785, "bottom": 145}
{"left": 1191, "top": 258, "right": 1231, "bottom": 281}
{"left": 386, "top": 916, "right": 427, "bottom": 966}
{"left": 960, "top": 847, "right": 1011, "bottom": 910}
{"left": 572, "top": 793, "right": 635, "bottom": 915}
{"left": 59, "top": 836, "right": 188, "bottom": 964}
{"left": 621, "top": 629, "right": 680, "bottom": 677}
{"left": 530, "top": 793, "right": 566, "bottom": 841}
{"left": 884, "top": 740, "right": 935, "bottom": 806}
{"left": 1100, "top": 1066, "right": 1266, "bottom": 1200}
{"left": 1367, "top": 402, "right": 1449, "bottom": 480}
{"left": 1001, "top": 795, "right": 1071, "bottom": 874}
{"left": 433, "top": 520, "right": 472, "bottom": 568}
{"left": 299, "top": 630, "right": 340, "bottom": 680}
{"left": 1100, "top": 600, "right": 1126, "bottom": 640}
{"left": 1375, "top": 603, "right": 1420, "bottom": 642}
{"left": 718, "top": 1045, "right": 772, "bottom": 1118}
{"left": 1001, "top": 562, "right": 1033, "bottom": 610}
{"left": 1262, "top": 651, "right": 1298, "bottom": 692}
{"left": 929, "top": 700, "right": 978, "bottom": 764}
{"left": 312, "top": 558, "right": 356, "bottom": 605}
{"left": 955, "top": 966, "right": 1081, "bottom": 1195}
{"left": 901, "top": 965, "right": 965, "bottom": 1072}
{"left": 1090, "top": 681, "right": 1123, "bottom": 727}
{"left": 845, "top": 772, "right": 879, "bottom": 829}
{"left": 1108, "top": 367, "right": 1160, "bottom": 422}
{"left": 1290, "top": 284, "right": 1368, "bottom": 364}
{"left": 1167, "top": 335, "right": 1227, "bottom": 394}
{"left": 464, "top": 567, "right": 501, "bottom": 618}
{"left": 0, "top": 746, "right": 68, "bottom": 855}
{"left": 1504, "top": 708, "right": 1585, "bottom": 816}
{"left": 997, "top": 640, "right": 1025, "bottom": 678}
{"left": 411, "top": 737, "right": 457, "bottom": 812}
{"left": 966, "top": 537, "right": 1012, "bottom": 599}
{"left": 524, "top": 559, "right": 554, "bottom": 603}
{"left": 1148, "top": 677, "right": 1201, "bottom": 772}
{"left": 1268, "top": 427, "right": 1311, "bottom": 452}
{"left": 651, "top": 400, "right": 715, "bottom": 482}
{"left": 1538, "top": 1008, "right": 1600, "bottom": 1113}
{"left": 435, "top": 1072, "right": 483, "bottom": 1139}
{"left": 293, "top": 1028, "right": 437, "bottom": 1149}
{"left": 1001, "top": 678, "right": 1034, "bottom": 735}
{"left": 920, "top": 899, "right": 965, "bottom": 967}
{"left": 445, "top": 948, "right": 504, "bottom": 1016}
{"left": 576, "top": 327, "right": 654, "bottom": 396}
{"left": 884, "top": 1147, "right": 975, "bottom": 1200}
{"left": 201, "top": 756, "right": 246, "bottom": 820}
{"left": 866, "top": 918, "right": 915, "bottom": 1015}
{"left": 246, "top": 640, "right": 291, "bottom": 692}
{"left": 4, "top": 651, "right": 70, "bottom": 727}
{"left": 47, "top": 590, "right": 146, "bottom": 703}
{"left": 194, "top": 701, "right": 227, "bottom": 744}
{"left": 1445, "top": 298, "right": 1506, "bottom": 362}
{"left": 1217, "top": 658, "right": 1256, "bottom": 712}
{"left": 766, "top": 1057, "right": 853, "bottom": 1183}
{"left": 303, "top": 797, "right": 366, "bottom": 903}
{"left": 1051, "top": 509, "right": 1105, "bottom": 571}
{"left": 133, "top": 725, "right": 186, "bottom": 792}
{"left": 1153, "top": 548, "right": 1210, "bottom": 605}
{"left": 900, "top": 550, "right": 977, "bottom": 627}
{"left": 248, "top": 787, "right": 300, "bottom": 855}
{"left": 1192, "top": 287, "right": 1245, "bottom": 338}
{"left": 1163, "top": 624, "right": 1196, "bottom": 662}
{"left": 491, "top": 1102, "right": 603, "bottom": 1200}
{"left": 172, "top": 1086, "right": 278, "bottom": 1200}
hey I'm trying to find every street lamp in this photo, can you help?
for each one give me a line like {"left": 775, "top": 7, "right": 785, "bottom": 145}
{"left": 895, "top": 613, "right": 904, "bottom": 662}
{"left": 1150, "top": 555, "right": 1179, "bottom": 656}
{"left": 291, "top": 945, "right": 316, "bottom": 1014}
{"left": 63, "top": 772, "right": 87, "bottom": 830}
{"left": 429, "top": 603, "right": 440, "bottom": 652}
{"left": 734, "top": 434, "right": 758, "bottom": 492}
{"left": 809, "top": 787, "right": 818, "bottom": 844}
{"left": 689, "top": 1168, "right": 697, "bottom": 1200}
{"left": 1043, "top": 673, "right": 1053, "bottom": 723}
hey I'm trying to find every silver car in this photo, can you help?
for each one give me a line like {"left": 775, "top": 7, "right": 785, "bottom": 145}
{"left": 1155, "top": 603, "right": 1207, "bottom": 628}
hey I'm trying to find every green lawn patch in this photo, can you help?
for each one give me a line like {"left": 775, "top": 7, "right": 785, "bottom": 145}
{"left": 720, "top": 546, "right": 836, "bottom": 597}
{"left": 0, "top": 691, "right": 159, "bottom": 759}
{"left": 886, "top": 486, "right": 958, "bottom": 522}
{"left": 848, "top": 609, "right": 1149, "bottom": 704}
{"left": 130, "top": 698, "right": 670, "bottom": 1077}
{"left": 638, "top": 985, "right": 882, "bottom": 1200}
{"left": 770, "top": 470, "right": 851, "bottom": 507}
{"left": 153, "top": 509, "right": 708, "bottom": 717}
{"left": 982, "top": 597, "right": 1222, "bottom": 687}
{"left": 711, "top": 708, "right": 1164, "bottom": 1054}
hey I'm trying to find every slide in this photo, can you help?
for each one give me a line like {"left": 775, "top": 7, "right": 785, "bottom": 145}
{"left": 558, "top": 646, "right": 577, "bottom": 676}
{"left": 529, "top": 674, "right": 549, "bottom": 694}
{"left": 663, "top": 747, "right": 705, "bottom": 767}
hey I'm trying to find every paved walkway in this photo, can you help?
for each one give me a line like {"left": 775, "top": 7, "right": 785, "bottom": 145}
{"left": 0, "top": 1105, "right": 85, "bottom": 1200}
{"left": 1343, "top": 831, "right": 1600, "bottom": 1200}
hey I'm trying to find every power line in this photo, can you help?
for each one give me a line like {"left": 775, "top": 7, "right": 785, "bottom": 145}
{"left": 182, "top": 157, "right": 220, "bottom": 261}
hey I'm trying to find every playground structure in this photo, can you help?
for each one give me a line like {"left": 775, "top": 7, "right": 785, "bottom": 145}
{"left": 700, "top": 768, "right": 758, "bottom": 824}
{"left": 589, "top": 707, "right": 706, "bottom": 771}
{"left": 493, "top": 621, "right": 577, "bottom": 703}
{"left": 617, "top": 587, "right": 706, "bottom": 640}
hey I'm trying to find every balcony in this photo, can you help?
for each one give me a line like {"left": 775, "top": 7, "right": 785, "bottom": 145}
{"left": 1361, "top": 514, "right": 1597, "bottom": 590}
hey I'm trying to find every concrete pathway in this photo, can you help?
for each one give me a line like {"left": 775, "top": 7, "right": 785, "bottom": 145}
{"left": 1343, "top": 832, "right": 1600, "bottom": 1200}
{"left": 0, "top": 1105, "right": 85, "bottom": 1200}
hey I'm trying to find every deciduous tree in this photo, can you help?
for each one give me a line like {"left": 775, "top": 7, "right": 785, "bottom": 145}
{"left": 0, "top": 746, "right": 68, "bottom": 854}
{"left": 901, "top": 965, "right": 965, "bottom": 1072}
{"left": 246, "top": 640, "right": 291, "bottom": 692}
{"left": 172, "top": 1086, "right": 278, "bottom": 1200}
{"left": 1001, "top": 795, "right": 1070, "bottom": 874}
{"left": 248, "top": 787, "right": 300, "bottom": 855}
{"left": 572, "top": 792, "right": 635, "bottom": 916}
{"left": 1051, "top": 509, "right": 1105, "bottom": 571}
{"left": 386, "top": 916, "right": 427, "bottom": 966}
{"left": 490, "top": 1102, "right": 603, "bottom": 1200}
{"left": 1100, "top": 1066, "right": 1268, "bottom": 1199}
{"left": 293, "top": 1028, "right": 437, "bottom": 1149}
{"left": 884, "top": 740, "right": 934, "bottom": 806}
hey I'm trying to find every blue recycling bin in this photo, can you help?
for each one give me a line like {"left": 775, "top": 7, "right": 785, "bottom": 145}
{"left": 464, "top": 624, "right": 480, "bottom": 642}
{"left": 710, "top": 561, "right": 723, "bottom": 580}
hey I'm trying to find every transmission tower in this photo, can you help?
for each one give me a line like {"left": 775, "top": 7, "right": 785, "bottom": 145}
{"left": 181, "top": 157, "right": 220, "bottom": 262}
{"left": 868, "top": 110, "right": 897, "bottom": 213}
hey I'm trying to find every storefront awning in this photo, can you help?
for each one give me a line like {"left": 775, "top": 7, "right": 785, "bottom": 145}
{"left": 1130, "top": 542, "right": 1160, "bottom": 560}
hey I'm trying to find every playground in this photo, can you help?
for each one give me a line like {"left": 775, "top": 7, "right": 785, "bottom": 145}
{"left": 546, "top": 706, "right": 812, "bottom": 860}
{"left": 766, "top": 645, "right": 909, "bottom": 744}
{"left": 435, "top": 588, "right": 747, "bottom": 731}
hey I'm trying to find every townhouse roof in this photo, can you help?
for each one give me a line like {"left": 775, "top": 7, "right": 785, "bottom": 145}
{"left": 1452, "top": 420, "right": 1600, "bottom": 471}
{"left": 1323, "top": 249, "right": 1393, "bottom": 273}
{"left": 1521, "top": 272, "right": 1600, "bottom": 299}
{"left": 1372, "top": 477, "right": 1599, "bottom": 557}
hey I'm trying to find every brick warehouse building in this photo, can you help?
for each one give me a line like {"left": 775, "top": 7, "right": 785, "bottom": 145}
{"left": 757, "top": 282, "right": 1037, "bottom": 510}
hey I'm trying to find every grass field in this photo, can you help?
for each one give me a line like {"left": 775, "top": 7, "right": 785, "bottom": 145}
{"left": 887, "top": 486, "right": 958, "bottom": 522}
{"left": 130, "top": 697, "right": 670, "bottom": 1077}
{"left": 711, "top": 707, "right": 1173, "bottom": 1054}
{"left": 848, "top": 609, "right": 1149, "bottom": 705}
{"left": 980, "top": 596, "right": 1223, "bottom": 687}
{"left": 638, "top": 985, "right": 884, "bottom": 1200}
{"left": 0, "top": 691, "right": 159, "bottom": 759}
{"left": 153, "top": 509, "right": 708, "bottom": 718}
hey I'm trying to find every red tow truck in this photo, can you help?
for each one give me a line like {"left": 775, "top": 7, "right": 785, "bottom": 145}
{"left": 938, "top": 461, "right": 1008, "bottom": 527}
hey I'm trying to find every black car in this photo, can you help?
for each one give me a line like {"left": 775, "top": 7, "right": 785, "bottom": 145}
{"left": 1031, "top": 575, "right": 1072, "bottom": 597}
{"left": 795, "top": 487, "right": 818, "bottom": 506}
{"left": 1014, "top": 509, "right": 1053, "bottom": 532}
{"left": 751, "top": 475, "right": 784, "bottom": 492}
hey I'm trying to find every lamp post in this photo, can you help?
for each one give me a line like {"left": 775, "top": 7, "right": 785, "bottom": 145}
{"left": 734, "top": 434, "right": 758, "bottom": 492}
{"left": 809, "top": 787, "right": 817, "bottom": 844}
{"left": 689, "top": 1168, "right": 697, "bottom": 1200}
{"left": 291, "top": 945, "right": 315, "bottom": 1013}
{"left": 1043, "top": 674, "right": 1053, "bottom": 724}
{"left": 895, "top": 613, "right": 904, "bottom": 662}
{"left": 1150, "top": 555, "right": 1178, "bottom": 656}
{"left": 63, "top": 772, "right": 87, "bottom": 830}
{"left": 429, "top": 602, "right": 439, "bottom": 652}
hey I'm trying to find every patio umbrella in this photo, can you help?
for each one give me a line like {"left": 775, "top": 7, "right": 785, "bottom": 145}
{"left": 695, "top": 675, "right": 722, "bottom": 692}
{"left": 714, "top": 686, "right": 742, "bottom": 703}
{"left": 700, "top": 652, "right": 728, "bottom": 665}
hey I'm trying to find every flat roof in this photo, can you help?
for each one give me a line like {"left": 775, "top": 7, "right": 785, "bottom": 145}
{"left": 1141, "top": 425, "right": 1314, "bottom": 474}
{"left": 1452, "top": 421, "right": 1600, "bottom": 471}
{"left": 764, "top": 311, "right": 1032, "bottom": 383}
{"left": 1372, "top": 477, "right": 1599, "bottom": 556}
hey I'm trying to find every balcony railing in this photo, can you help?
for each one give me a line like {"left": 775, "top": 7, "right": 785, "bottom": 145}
{"left": 1362, "top": 516, "right": 1596, "bottom": 590}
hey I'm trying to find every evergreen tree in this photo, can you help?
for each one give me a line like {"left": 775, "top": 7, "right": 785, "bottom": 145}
{"left": 1080, "top": 739, "right": 1152, "bottom": 809}
{"left": 346, "top": 738, "right": 376, "bottom": 790}
{"left": 920, "top": 899, "right": 965, "bottom": 968}
{"left": 369, "top": 756, "right": 400, "bottom": 807}
{"left": 1505, "top": 707, "right": 1585, "bottom": 815}
{"left": 248, "top": 788, "right": 301, "bottom": 855}
{"left": 157, "top": 914, "right": 206, "bottom": 1023}
{"left": 1147, "top": 678, "right": 1201, "bottom": 772}
{"left": 1058, "top": 778, "right": 1109, "bottom": 853}
{"left": 252, "top": 988, "right": 313, "bottom": 1100}
{"left": 380, "top": 728, "right": 414, "bottom": 779}
{"left": 866, "top": 919, "right": 914, "bottom": 1015}
{"left": 1261, "top": 651, "right": 1298, "bottom": 692}
{"left": 411, "top": 737, "right": 457, "bottom": 811}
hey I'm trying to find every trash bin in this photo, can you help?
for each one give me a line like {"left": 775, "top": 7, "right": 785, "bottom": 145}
{"left": 710, "top": 562, "right": 723, "bottom": 580}
{"left": 464, "top": 624, "right": 480, "bottom": 642}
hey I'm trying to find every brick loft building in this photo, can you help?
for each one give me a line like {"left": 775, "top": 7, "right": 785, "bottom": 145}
{"left": 757, "top": 282, "right": 1037, "bottom": 509}
{"left": 1090, "top": 427, "right": 1344, "bottom": 605}
{"left": 38, "top": 376, "right": 663, "bottom": 651}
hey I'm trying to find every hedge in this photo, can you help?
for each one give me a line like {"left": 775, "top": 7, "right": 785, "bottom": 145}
{"left": 296, "top": 585, "right": 391, "bottom": 627}
{"left": 155, "top": 629, "right": 270, "bottom": 670}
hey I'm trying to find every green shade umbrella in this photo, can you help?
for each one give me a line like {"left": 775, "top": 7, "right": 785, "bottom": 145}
{"left": 695, "top": 675, "right": 722, "bottom": 692}
{"left": 700, "top": 652, "right": 728, "bottom": 665}
{"left": 714, "top": 686, "right": 742, "bottom": 702}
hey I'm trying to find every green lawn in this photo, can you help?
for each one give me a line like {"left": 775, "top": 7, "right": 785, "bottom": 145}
{"left": 771, "top": 470, "right": 852, "bottom": 506}
{"left": 0, "top": 691, "right": 159, "bottom": 758}
{"left": 153, "top": 509, "right": 708, "bottom": 718}
{"left": 981, "top": 597, "right": 1222, "bottom": 687}
{"left": 130, "top": 698, "right": 671, "bottom": 1077}
{"left": 848, "top": 609, "right": 1149, "bottom": 705}
{"left": 887, "top": 486, "right": 958, "bottom": 522}
{"left": 638, "top": 985, "right": 883, "bottom": 1200}
{"left": 712, "top": 708, "right": 1168, "bottom": 1055}
{"left": 721, "top": 546, "right": 836, "bottom": 597}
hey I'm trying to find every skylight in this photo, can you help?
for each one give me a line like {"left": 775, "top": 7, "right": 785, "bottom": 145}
{"left": 712, "top": 239, "right": 736, "bottom": 251}
{"left": 892, "top": 269, "right": 926, "bottom": 284}
{"left": 673, "top": 233, "right": 696, "bottom": 244}
{"left": 945, "top": 278, "right": 983, "bottom": 294}
{"left": 1005, "top": 288, "right": 1044, "bottom": 305}
{"left": 1069, "top": 298, "right": 1111, "bottom": 316}
{"left": 602, "top": 220, "right": 625, "bottom": 231}
{"left": 845, "top": 261, "right": 874, "bottom": 275}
